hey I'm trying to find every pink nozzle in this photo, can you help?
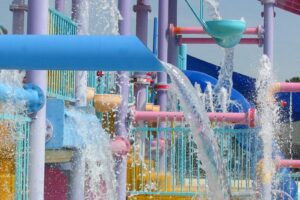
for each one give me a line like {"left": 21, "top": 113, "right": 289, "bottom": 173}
{"left": 110, "top": 136, "right": 130, "bottom": 156}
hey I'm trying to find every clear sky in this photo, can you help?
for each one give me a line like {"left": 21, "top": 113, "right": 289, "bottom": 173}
{"left": 0, "top": 0, "right": 300, "bottom": 81}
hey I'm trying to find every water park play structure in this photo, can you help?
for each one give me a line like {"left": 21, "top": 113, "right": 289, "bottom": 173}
{"left": 1, "top": 0, "right": 300, "bottom": 200}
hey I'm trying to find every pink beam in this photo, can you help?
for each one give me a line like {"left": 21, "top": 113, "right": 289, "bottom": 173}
{"left": 170, "top": 24, "right": 260, "bottom": 35}
{"left": 178, "top": 37, "right": 261, "bottom": 45}
{"left": 274, "top": 82, "right": 300, "bottom": 93}
{"left": 276, "top": 159, "right": 300, "bottom": 169}
{"left": 134, "top": 109, "right": 255, "bottom": 127}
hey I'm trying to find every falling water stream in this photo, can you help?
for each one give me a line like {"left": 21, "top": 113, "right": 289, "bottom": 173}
{"left": 163, "top": 62, "right": 232, "bottom": 200}
{"left": 256, "top": 56, "right": 280, "bottom": 200}
{"left": 66, "top": 108, "right": 117, "bottom": 200}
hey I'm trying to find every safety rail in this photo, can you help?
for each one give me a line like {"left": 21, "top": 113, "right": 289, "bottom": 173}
{"left": 127, "top": 122, "right": 258, "bottom": 199}
{"left": 48, "top": 8, "right": 77, "bottom": 101}
{"left": 0, "top": 114, "right": 31, "bottom": 200}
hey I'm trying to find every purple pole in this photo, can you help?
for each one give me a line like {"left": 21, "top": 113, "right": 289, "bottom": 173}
{"left": 133, "top": 0, "right": 151, "bottom": 111}
{"left": 157, "top": 0, "right": 169, "bottom": 111}
{"left": 10, "top": 0, "right": 27, "bottom": 34}
{"left": 26, "top": 0, "right": 48, "bottom": 199}
{"left": 116, "top": 1, "right": 131, "bottom": 199}
{"left": 157, "top": 0, "right": 169, "bottom": 173}
{"left": 69, "top": 1, "right": 89, "bottom": 200}
{"left": 263, "top": 0, "right": 275, "bottom": 63}
{"left": 55, "top": 0, "right": 65, "bottom": 13}
{"left": 167, "top": 0, "right": 177, "bottom": 65}
{"left": 261, "top": 1, "right": 275, "bottom": 199}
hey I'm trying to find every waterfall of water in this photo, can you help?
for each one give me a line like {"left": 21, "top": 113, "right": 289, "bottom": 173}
{"left": 163, "top": 62, "right": 232, "bottom": 200}
{"left": 256, "top": 55, "right": 280, "bottom": 200}
{"left": 66, "top": 108, "right": 117, "bottom": 200}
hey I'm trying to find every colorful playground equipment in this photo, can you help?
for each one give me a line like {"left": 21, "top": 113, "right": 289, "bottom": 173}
{"left": 1, "top": 0, "right": 300, "bottom": 200}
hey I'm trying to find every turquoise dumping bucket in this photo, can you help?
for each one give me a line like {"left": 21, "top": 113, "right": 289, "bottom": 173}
{"left": 185, "top": 0, "right": 246, "bottom": 48}
{"left": 206, "top": 20, "right": 246, "bottom": 48}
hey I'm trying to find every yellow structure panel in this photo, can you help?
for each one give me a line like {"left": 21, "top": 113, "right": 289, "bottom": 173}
{"left": 0, "top": 174, "right": 15, "bottom": 200}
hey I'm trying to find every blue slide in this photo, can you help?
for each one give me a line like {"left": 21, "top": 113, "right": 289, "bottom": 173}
{"left": 184, "top": 70, "right": 297, "bottom": 199}
{"left": 187, "top": 54, "right": 300, "bottom": 122}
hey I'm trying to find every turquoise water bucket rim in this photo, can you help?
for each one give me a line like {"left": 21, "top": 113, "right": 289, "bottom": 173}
{"left": 205, "top": 19, "right": 246, "bottom": 48}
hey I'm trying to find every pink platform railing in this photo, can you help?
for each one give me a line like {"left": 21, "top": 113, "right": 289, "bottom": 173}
{"left": 134, "top": 108, "right": 255, "bottom": 127}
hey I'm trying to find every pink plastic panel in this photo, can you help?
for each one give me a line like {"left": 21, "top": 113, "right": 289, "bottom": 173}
{"left": 45, "top": 167, "right": 68, "bottom": 200}
{"left": 276, "top": 0, "right": 300, "bottom": 15}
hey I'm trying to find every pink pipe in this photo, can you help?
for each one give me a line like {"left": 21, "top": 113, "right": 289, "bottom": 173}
{"left": 178, "top": 37, "right": 260, "bottom": 45}
{"left": 276, "top": 159, "right": 300, "bottom": 169}
{"left": 170, "top": 24, "right": 259, "bottom": 35}
{"left": 134, "top": 109, "right": 255, "bottom": 127}
{"left": 278, "top": 82, "right": 300, "bottom": 93}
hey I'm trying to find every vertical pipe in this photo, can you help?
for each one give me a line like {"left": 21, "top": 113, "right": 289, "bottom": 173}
{"left": 134, "top": 0, "right": 151, "bottom": 111}
{"left": 157, "top": 0, "right": 169, "bottom": 111}
{"left": 69, "top": 1, "right": 89, "bottom": 200}
{"left": 262, "top": 2, "right": 275, "bottom": 199}
{"left": 55, "top": 0, "right": 65, "bottom": 13}
{"left": 167, "top": 0, "right": 177, "bottom": 66}
{"left": 157, "top": 0, "right": 169, "bottom": 173}
{"left": 26, "top": 0, "right": 48, "bottom": 199}
{"left": 263, "top": 2, "right": 275, "bottom": 63}
{"left": 153, "top": 17, "right": 158, "bottom": 55}
{"left": 10, "top": 0, "right": 27, "bottom": 34}
{"left": 117, "top": 1, "right": 131, "bottom": 199}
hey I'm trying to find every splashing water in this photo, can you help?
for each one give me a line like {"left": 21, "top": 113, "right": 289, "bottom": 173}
{"left": 163, "top": 62, "right": 231, "bottom": 200}
{"left": 89, "top": 0, "right": 120, "bottom": 35}
{"left": 65, "top": 108, "right": 117, "bottom": 200}
{"left": 204, "top": 0, "right": 222, "bottom": 20}
{"left": 255, "top": 55, "right": 280, "bottom": 200}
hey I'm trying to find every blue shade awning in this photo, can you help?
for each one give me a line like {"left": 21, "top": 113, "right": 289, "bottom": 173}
{"left": 0, "top": 35, "right": 163, "bottom": 71}
{"left": 276, "top": 0, "right": 300, "bottom": 15}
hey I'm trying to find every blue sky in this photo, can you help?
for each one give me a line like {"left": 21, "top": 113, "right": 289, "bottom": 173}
{"left": 0, "top": 0, "right": 300, "bottom": 81}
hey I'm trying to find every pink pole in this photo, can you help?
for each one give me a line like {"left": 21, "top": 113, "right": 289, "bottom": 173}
{"left": 178, "top": 37, "right": 260, "bottom": 45}
{"left": 276, "top": 159, "right": 300, "bottom": 169}
{"left": 170, "top": 24, "right": 260, "bottom": 35}
{"left": 278, "top": 82, "right": 300, "bottom": 93}
{"left": 134, "top": 109, "right": 255, "bottom": 127}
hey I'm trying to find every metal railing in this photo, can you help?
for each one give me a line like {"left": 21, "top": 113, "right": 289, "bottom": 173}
{"left": 0, "top": 114, "right": 31, "bottom": 200}
{"left": 48, "top": 9, "right": 77, "bottom": 101}
{"left": 127, "top": 121, "right": 259, "bottom": 198}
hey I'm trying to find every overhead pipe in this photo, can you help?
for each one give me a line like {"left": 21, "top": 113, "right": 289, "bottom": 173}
{"left": 0, "top": 84, "right": 45, "bottom": 113}
{"left": 0, "top": 35, "right": 163, "bottom": 71}
{"left": 170, "top": 24, "right": 262, "bottom": 35}
{"left": 178, "top": 37, "right": 262, "bottom": 45}
{"left": 134, "top": 108, "right": 256, "bottom": 127}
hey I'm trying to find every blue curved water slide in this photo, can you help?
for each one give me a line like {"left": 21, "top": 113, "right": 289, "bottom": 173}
{"left": 184, "top": 70, "right": 297, "bottom": 199}
{"left": 187, "top": 55, "right": 300, "bottom": 122}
